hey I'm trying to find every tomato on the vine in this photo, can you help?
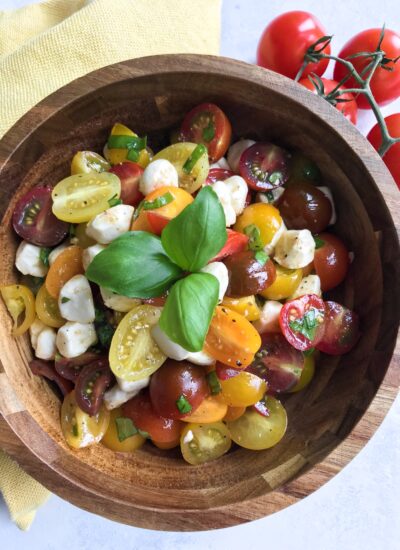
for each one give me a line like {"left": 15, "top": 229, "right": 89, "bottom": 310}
{"left": 299, "top": 78, "right": 358, "bottom": 124}
{"left": 280, "top": 294, "right": 325, "bottom": 351}
{"left": 314, "top": 233, "right": 349, "bottom": 291}
{"left": 368, "top": 114, "right": 400, "bottom": 189}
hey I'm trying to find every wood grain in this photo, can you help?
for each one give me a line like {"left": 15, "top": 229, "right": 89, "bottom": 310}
{"left": 0, "top": 54, "right": 398, "bottom": 531}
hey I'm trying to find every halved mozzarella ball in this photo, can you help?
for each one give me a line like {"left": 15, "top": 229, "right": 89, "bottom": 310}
{"left": 253, "top": 301, "right": 283, "bottom": 334}
{"left": 82, "top": 244, "right": 106, "bottom": 271}
{"left": 100, "top": 287, "right": 140, "bottom": 312}
{"left": 29, "top": 318, "right": 47, "bottom": 350}
{"left": 35, "top": 327, "right": 57, "bottom": 360}
{"left": 200, "top": 261, "right": 229, "bottom": 302}
{"left": 15, "top": 241, "right": 48, "bottom": 277}
{"left": 264, "top": 221, "right": 286, "bottom": 256}
{"left": 290, "top": 275, "right": 321, "bottom": 299}
{"left": 224, "top": 175, "right": 248, "bottom": 215}
{"left": 86, "top": 204, "right": 134, "bottom": 244}
{"left": 58, "top": 275, "right": 95, "bottom": 323}
{"left": 56, "top": 322, "right": 97, "bottom": 358}
{"left": 151, "top": 324, "right": 189, "bottom": 361}
{"left": 139, "top": 159, "right": 178, "bottom": 196}
{"left": 274, "top": 230, "right": 315, "bottom": 269}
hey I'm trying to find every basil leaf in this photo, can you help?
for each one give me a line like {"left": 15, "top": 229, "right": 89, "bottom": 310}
{"left": 244, "top": 224, "right": 263, "bottom": 251}
{"left": 86, "top": 231, "right": 183, "bottom": 298}
{"left": 115, "top": 417, "right": 138, "bottom": 442}
{"left": 161, "top": 186, "right": 227, "bottom": 272}
{"left": 206, "top": 370, "right": 221, "bottom": 395}
{"left": 254, "top": 250, "right": 269, "bottom": 266}
{"left": 176, "top": 395, "right": 192, "bottom": 414}
{"left": 159, "top": 272, "right": 219, "bottom": 352}
{"left": 314, "top": 235, "right": 325, "bottom": 249}
{"left": 40, "top": 247, "right": 51, "bottom": 267}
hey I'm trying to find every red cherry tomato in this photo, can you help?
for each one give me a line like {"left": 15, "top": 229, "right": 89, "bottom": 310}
{"left": 146, "top": 211, "right": 170, "bottom": 235}
{"left": 257, "top": 11, "right": 330, "bottom": 79}
{"left": 12, "top": 185, "right": 69, "bottom": 246}
{"left": 314, "top": 233, "right": 349, "bottom": 291}
{"left": 180, "top": 103, "right": 232, "bottom": 162}
{"left": 368, "top": 114, "right": 400, "bottom": 189}
{"left": 333, "top": 28, "right": 400, "bottom": 108}
{"left": 299, "top": 78, "right": 358, "bottom": 124}
{"left": 109, "top": 162, "right": 144, "bottom": 206}
{"left": 206, "top": 168, "right": 235, "bottom": 184}
{"left": 122, "top": 390, "right": 183, "bottom": 444}
{"left": 211, "top": 229, "right": 249, "bottom": 262}
{"left": 316, "top": 301, "right": 360, "bottom": 355}
{"left": 280, "top": 294, "right": 325, "bottom": 351}
{"left": 239, "top": 143, "right": 290, "bottom": 191}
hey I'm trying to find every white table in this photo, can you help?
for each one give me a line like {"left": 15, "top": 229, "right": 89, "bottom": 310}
{"left": 1, "top": 1, "right": 399, "bottom": 548}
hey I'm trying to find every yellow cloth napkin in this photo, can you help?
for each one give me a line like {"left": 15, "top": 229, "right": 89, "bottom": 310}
{"left": 0, "top": 0, "right": 221, "bottom": 529}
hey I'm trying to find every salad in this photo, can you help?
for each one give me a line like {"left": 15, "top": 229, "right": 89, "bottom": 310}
{"left": 1, "top": 103, "right": 360, "bottom": 464}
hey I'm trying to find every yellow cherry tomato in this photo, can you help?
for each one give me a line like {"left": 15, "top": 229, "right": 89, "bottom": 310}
{"left": 73, "top": 222, "right": 97, "bottom": 248}
{"left": 234, "top": 203, "right": 282, "bottom": 248}
{"left": 181, "top": 396, "right": 228, "bottom": 424}
{"left": 221, "top": 295, "right": 260, "bottom": 321}
{"left": 223, "top": 405, "right": 246, "bottom": 422}
{"left": 102, "top": 408, "right": 145, "bottom": 452}
{"left": 35, "top": 284, "right": 64, "bottom": 328}
{"left": 260, "top": 264, "right": 302, "bottom": 300}
{"left": 105, "top": 123, "right": 151, "bottom": 168}
{"left": 52, "top": 172, "right": 121, "bottom": 223}
{"left": 289, "top": 354, "right": 315, "bottom": 392}
{"left": 71, "top": 151, "right": 110, "bottom": 175}
{"left": 220, "top": 371, "right": 266, "bottom": 407}
{"left": 153, "top": 142, "right": 209, "bottom": 193}
{"left": 180, "top": 422, "right": 231, "bottom": 465}
{"left": 61, "top": 391, "right": 110, "bottom": 449}
{"left": 109, "top": 305, "right": 166, "bottom": 382}
{"left": 0, "top": 284, "right": 35, "bottom": 336}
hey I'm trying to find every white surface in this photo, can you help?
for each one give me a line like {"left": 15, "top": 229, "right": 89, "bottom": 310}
{"left": 1, "top": 0, "right": 399, "bottom": 548}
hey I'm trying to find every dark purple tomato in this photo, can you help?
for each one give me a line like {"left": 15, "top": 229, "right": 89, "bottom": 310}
{"left": 29, "top": 359, "right": 73, "bottom": 396}
{"left": 278, "top": 182, "right": 332, "bottom": 233}
{"left": 215, "top": 362, "right": 241, "bottom": 380}
{"left": 74, "top": 358, "right": 113, "bottom": 416}
{"left": 316, "top": 301, "right": 360, "bottom": 355}
{"left": 54, "top": 351, "right": 101, "bottom": 382}
{"left": 149, "top": 360, "right": 209, "bottom": 419}
{"left": 224, "top": 250, "right": 276, "bottom": 297}
{"left": 12, "top": 185, "right": 69, "bottom": 246}
{"left": 239, "top": 143, "right": 290, "bottom": 191}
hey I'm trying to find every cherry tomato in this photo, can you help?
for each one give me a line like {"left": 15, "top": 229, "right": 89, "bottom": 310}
{"left": 206, "top": 168, "right": 235, "bottom": 184}
{"left": 289, "top": 353, "right": 315, "bottom": 393}
{"left": 29, "top": 359, "right": 73, "bottom": 397}
{"left": 316, "top": 301, "right": 360, "bottom": 355}
{"left": 149, "top": 360, "right": 209, "bottom": 420}
{"left": 257, "top": 11, "right": 330, "bottom": 79}
{"left": 180, "top": 422, "right": 231, "bottom": 465}
{"left": 105, "top": 123, "right": 151, "bottom": 167}
{"left": 109, "top": 162, "right": 144, "bottom": 206}
{"left": 234, "top": 203, "right": 283, "bottom": 249}
{"left": 334, "top": 28, "right": 400, "bottom": 108}
{"left": 204, "top": 306, "right": 261, "bottom": 368}
{"left": 71, "top": 151, "right": 110, "bottom": 175}
{"left": 12, "top": 185, "right": 68, "bottom": 246}
{"left": 75, "top": 358, "right": 113, "bottom": 416}
{"left": 45, "top": 245, "right": 83, "bottom": 298}
{"left": 224, "top": 250, "right": 276, "bottom": 297}
{"left": 247, "top": 333, "right": 304, "bottom": 393}
{"left": 239, "top": 143, "right": 290, "bottom": 191}
{"left": 122, "top": 391, "right": 183, "bottom": 444}
{"left": 180, "top": 103, "right": 232, "bottom": 162}
{"left": 141, "top": 186, "right": 193, "bottom": 235}
{"left": 223, "top": 405, "right": 246, "bottom": 422}
{"left": 221, "top": 295, "right": 260, "bottom": 321}
{"left": 368, "top": 113, "right": 400, "bottom": 189}
{"left": 287, "top": 152, "right": 321, "bottom": 185}
{"left": 280, "top": 294, "right": 325, "bottom": 351}
{"left": 55, "top": 351, "right": 101, "bottom": 381}
{"left": 278, "top": 182, "right": 332, "bottom": 233}
{"left": 219, "top": 371, "right": 266, "bottom": 407}
{"left": 181, "top": 396, "right": 227, "bottom": 423}
{"left": 226, "top": 396, "right": 287, "bottom": 450}
{"left": 0, "top": 284, "right": 36, "bottom": 336}
{"left": 299, "top": 78, "right": 358, "bottom": 124}
{"left": 313, "top": 233, "right": 349, "bottom": 291}
{"left": 152, "top": 437, "right": 180, "bottom": 450}
{"left": 35, "top": 284, "right": 64, "bottom": 328}
{"left": 260, "top": 264, "right": 302, "bottom": 300}
{"left": 211, "top": 229, "right": 249, "bottom": 262}
{"left": 102, "top": 408, "right": 145, "bottom": 452}
{"left": 215, "top": 363, "right": 241, "bottom": 380}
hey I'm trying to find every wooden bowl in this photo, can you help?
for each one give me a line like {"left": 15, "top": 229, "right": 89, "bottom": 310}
{"left": 0, "top": 55, "right": 399, "bottom": 531}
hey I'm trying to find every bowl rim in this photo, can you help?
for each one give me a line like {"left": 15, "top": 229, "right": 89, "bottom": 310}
{"left": 0, "top": 53, "right": 399, "bottom": 531}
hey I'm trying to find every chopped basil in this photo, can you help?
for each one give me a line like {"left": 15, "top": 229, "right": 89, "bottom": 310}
{"left": 61, "top": 297, "right": 70, "bottom": 304}
{"left": 303, "top": 348, "right": 315, "bottom": 357}
{"left": 108, "top": 135, "right": 147, "bottom": 151}
{"left": 108, "top": 194, "right": 123, "bottom": 207}
{"left": 289, "top": 307, "right": 323, "bottom": 342}
{"left": 265, "top": 191, "right": 274, "bottom": 203}
{"left": 142, "top": 191, "right": 174, "bottom": 211}
{"left": 202, "top": 121, "right": 215, "bottom": 142}
{"left": 138, "top": 429, "right": 150, "bottom": 439}
{"left": 206, "top": 370, "right": 222, "bottom": 395}
{"left": 254, "top": 250, "right": 269, "bottom": 266}
{"left": 126, "top": 148, "right": 139, "bottom": 162}
{"left": 244, "top": 224, "right": 263, "bottom": 251}
{"left": 268, "top": 171, "right": 283, "bottom": 185}
{"left": 39, "top": 247, "right": 51, "bottom": 267}
{"left": 176, "top": 394, "right": 192, "bottom": 414}
{"left": 115, "top": 416, "right": 138, "bottom": 442}
{"left": 182, "top": 144, "right": 207, "bottom": 174}
{"left": 313, "top": 236, "right": 325, "bottom": 249}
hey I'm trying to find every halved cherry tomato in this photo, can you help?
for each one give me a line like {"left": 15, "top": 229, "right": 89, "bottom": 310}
{"left": 181, "top": 396, "right": 227, "bottom": 423}
{"left": 109, "top": 162, "right": 144, "bottom": 206}
{"left": 61, "top": 391, "right": 110, "bottom": 449}
{"left": 234, "top": 203, "right": 282, "bottom": 249}
{"left": 52, "top": 172, "right": 121, "bottom": 223}
{"left": 314, "top": 233, "right": 349, "bottom": 291}
{"left": 299, "top": 77, "right": 358, "bottom": 124}
{"left": 104, "top": 123, "right": 151, "bottom": 167}
{"left": 35, "top": 284, "right": 64, "bottom": 328}
{"left": 221, "top": 295, "right": 260, "bottom": 321}
{"left": 247, "top": 333, "right": 304, "bottom": 392}
{"left": 316, "top": 301, "right": 360, "bottom": 355}
{"left": 149, "top": 360, "right": 209, "bottom": 419}
{"left": 13, "top": 185, "right": 69, "bottom": 246}
{"left": 180, "top": 103, "right": 232, "bottom": 162}
{"left": 288, "top": 353, "right": 315, "bottom": 393}
{"left": 261, "top": 264, "right": 302, "bottom": 300}
{"left": 45, "top": 245, "right": 83, "bottom": 298}
{"left": 55, "top": 351, "right": 101, "bottom": 381}
{"left": 219, "top": 371, "right": 266, "bottom": 407}
{"left": 215, "top": 363, "right": 241, "bottom": 380}
{"left": 224, "top": 250, "right": 276, "bottom": 297}
{"left": 29, "top": 359, "right": 73, "bottom": 397}
{"left": 0, "top": 284, "right": 36, "bottom": 336}
{"left": 223, "top": 405, "right": 246, "bottom": 422}
{"left": 280, "top": 294, "right": 325, "bottom": 351}
{"left": 74, "top": 358, "right": 113, "bottom": 416}
{"left": 211, "top": 229, "right": 249, "bottom": 262}
{"left": 102, "top": 407, "right": 145, "bottom": 452}
{"left": 141, "top": 186, "right": 193, "bottom": 235}
{"left": 368, "top": 113, "right": 400, "bottom": 190}
{"left": 122, "top": 390, "right": 183, "bottom": 444}
{"left": 180, "top": 421, "right": 231, "bottom": 465}
{"left": 130, "top": 210, "right": 153, "bottom": 232}
{"left": 204, "top": 306, "right": 261, "bottom": 368}
{"left": 71, "top": 151, "right": 110, "bottom": 175}
{"left": 239, "top": 143, "right": 290, "bottom": 191}
{"left": 206, "top": 168, "right": 235, "bottom": 184}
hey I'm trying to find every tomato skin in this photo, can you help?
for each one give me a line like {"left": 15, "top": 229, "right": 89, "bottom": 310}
{"left": 280, "top": 294, "right": 325, "bottom": 351}
{"left": 180, "top": 103, "right": 232, "bottom": 162}
{"left": 45, "top": 245, "right": 83, "bottom": 298}
{"left": 211, "top": 229, "right": 248, "bottom": 262}
{"left": 29, "top": 359, "right": 73, "bottom": 397}
{"left": 314, "top": 233, "right": 349, "bottom": 291}
{"left": 316, "top": 301, "right": 360, "bottom": 355}
{"left": 12, "top": 185, "right": 69, "bottom": 246}
{"left": 122, "top": 391, "right": 183, "bottom": 443}
{"left": 109, "top": 162, "right": 144, "bottom": 206}
{"left": 224, "top": 250, "right": 276, "bottom": 297}
{"left": 206, "top": 168, "right": 235, "bottom": 185}
{"left": 299, "top": 78, "right": 358, "bottom": 124}
{"left": 257, "top": 11, "right": 330, "bottom": 79}
{"left": 368, "top": 114, "right": 400, "bottom": 189}
{"left": 55, "top": 352, "right": 101, "bottom": 381}
{"left": 74, "top": 358, "right": 113, "bottom": 416}
{"left": 239, "top": 143, "right": 290, "bottom": 191}
{"left": 1, "top": 284, "right": 36, "bottom": 336}
{"left": 334, "top": 28, "right": 400, "bottom": 108}
{"left": 149, "top": 360, "right": 209, "bottom": 420}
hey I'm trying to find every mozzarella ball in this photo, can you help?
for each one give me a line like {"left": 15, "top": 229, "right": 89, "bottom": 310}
{"left": 104, "top": 377, "right": 150, "bottom": 410}
{"left": 116, "top": 376, "right": 150, "bottom": 394}
{"left": 48, "top": 243, "right": 68, "bottom": 266}
{"left": 86, "top": 204, "right": 134, "bottom": 244}
{"left": 227, "top": 139, "right": 256, "bottom": 173}
{"left": 274, "top": 229, "right": 315, "bottom": 269}
{"left": 253, "top": 301, "right": 283, "bottom": 334}
{"left": 151, "top": 324, "right": 189, "bottom": 361}
{"left": 82, "top": 244, "right": 106, "bottom": 271}
{"left": 35, "top": 327, "right": 57, "bottom": 360}
{"left": 264, "top": 221, "right": 286, "bottom": 256}
{"left": 15, "top": 241, "right": 48, "bottom": 277}
{"left": 212, "top": 180, "right": 236, "bottom": 226}
{"left": 210, "top": 157, "right": 230, "bottom": 170}
{"left": 139, "top": 159, "right": 178, "bottom": 196}
{"left": 290, "top": 275, "right": 322, "bottom": 299}
{"left": 56, "top": 322, "right": 97, "bottom": 358}
{"left": 29, "top": 318, "right": 47, "bottom": 350}
{"left": 224, "top": 175, "right": 248, "bottom": 215}
{"left": 100, "top": 287, "right": 141, "bottom": 312}
{"left": 186, "top": 350, "right": 215, "bottom": 366}
{"left": 58, "top": 275, "right": 95, "bottom": 323}
{"left": 200, "top": 261, "right": 229, "bottom": 302}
